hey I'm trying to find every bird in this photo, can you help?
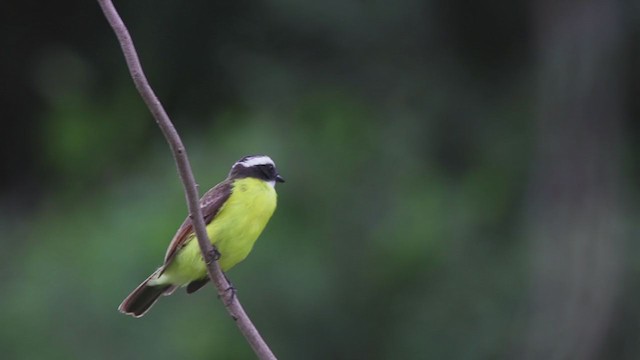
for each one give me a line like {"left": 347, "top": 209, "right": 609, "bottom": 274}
{"left": 119, "top": 155, "right": 284, "bottom": 317}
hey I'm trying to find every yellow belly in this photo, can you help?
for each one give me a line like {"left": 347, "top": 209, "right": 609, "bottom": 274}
{"left": 159, "top": 178, "right": 277, "bottom": 285}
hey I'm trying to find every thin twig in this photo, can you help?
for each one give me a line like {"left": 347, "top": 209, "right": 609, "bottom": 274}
{"left": 96, "top": 1, "right": 277, "bottom": 359}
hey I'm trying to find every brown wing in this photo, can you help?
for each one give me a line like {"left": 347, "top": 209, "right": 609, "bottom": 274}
{"left": 162, "top": 180, "right": 232, "bottom": 265}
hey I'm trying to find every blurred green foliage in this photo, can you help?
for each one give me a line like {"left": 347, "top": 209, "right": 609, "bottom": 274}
{"left": 1, "top": 0, "right": 638, "bottom": 359}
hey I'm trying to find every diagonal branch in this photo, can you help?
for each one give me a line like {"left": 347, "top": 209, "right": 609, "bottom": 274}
{"left": 96, "top": 1, "right": 276, "bottom": 359}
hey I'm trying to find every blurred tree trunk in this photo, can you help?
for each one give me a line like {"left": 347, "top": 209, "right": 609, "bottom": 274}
{"left": 522, "top": 0, "right": 626, "bottom": 359}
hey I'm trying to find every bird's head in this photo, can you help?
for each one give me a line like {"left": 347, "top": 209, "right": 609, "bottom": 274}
{"left": 229, "top": 155, "right": 285, "bottom": 187}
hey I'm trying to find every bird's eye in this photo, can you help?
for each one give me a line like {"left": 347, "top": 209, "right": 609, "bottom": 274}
{"left": 260, "top": 164, "right": 274, "bottom": 177}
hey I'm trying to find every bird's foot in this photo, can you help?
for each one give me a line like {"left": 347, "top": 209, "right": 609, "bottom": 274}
{"left": 206, "top": 248, "right": 221, "bottom": 264}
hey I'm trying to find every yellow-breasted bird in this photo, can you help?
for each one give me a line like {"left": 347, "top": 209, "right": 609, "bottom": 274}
{"left": 119, "top": 155, "right": 284, "bottom": 317}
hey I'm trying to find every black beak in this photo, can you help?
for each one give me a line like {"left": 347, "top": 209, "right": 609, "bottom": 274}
{"left": 275, "top": 174, "right": 285, "bottom": 183}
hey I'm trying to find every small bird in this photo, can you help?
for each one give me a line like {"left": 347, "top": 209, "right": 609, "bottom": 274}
{"left": 119, "top": 155, "right": 284, "bottom": 317}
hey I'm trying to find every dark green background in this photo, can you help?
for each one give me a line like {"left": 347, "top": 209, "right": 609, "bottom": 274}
{"left": 1, "top": 1, "right": 639, "bottom": 359}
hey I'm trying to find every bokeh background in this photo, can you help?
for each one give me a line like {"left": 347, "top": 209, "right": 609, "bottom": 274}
{"left": 1, "top": 0, "right": 639, "bottom": 359}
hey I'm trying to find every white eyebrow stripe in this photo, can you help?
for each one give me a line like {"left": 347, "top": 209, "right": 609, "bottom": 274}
{"left": 237, "top": 156, "right": 275, "bottom": 167}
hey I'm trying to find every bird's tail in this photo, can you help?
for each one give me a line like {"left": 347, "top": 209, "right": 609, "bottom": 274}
{"left": 118, "top": 269, "right": 175, "bottom": 318}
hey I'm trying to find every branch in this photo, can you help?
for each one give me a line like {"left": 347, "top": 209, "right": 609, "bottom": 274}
{"left": 97, "top": 1, "right": 277, "bottom": 359}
